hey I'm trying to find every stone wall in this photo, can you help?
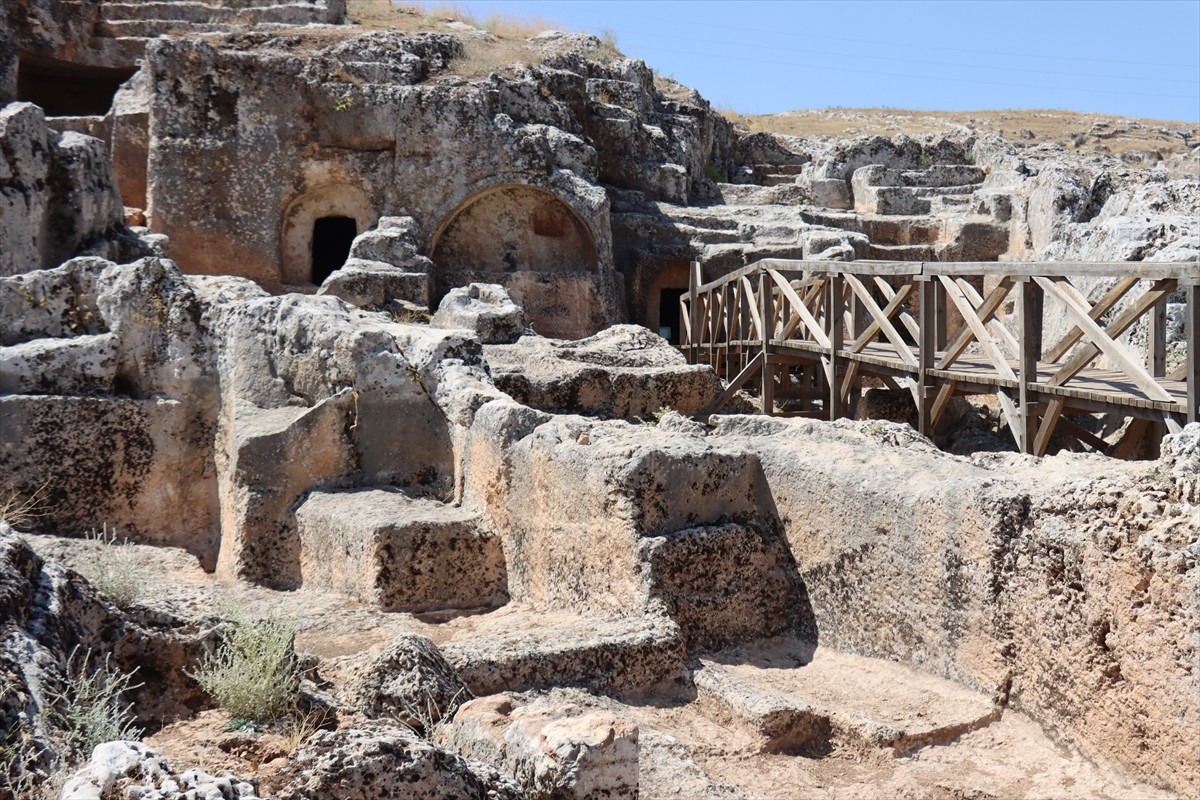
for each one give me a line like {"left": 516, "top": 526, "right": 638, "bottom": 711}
{"left": 707, "top": 415, "right": 1199, "bottom": 795}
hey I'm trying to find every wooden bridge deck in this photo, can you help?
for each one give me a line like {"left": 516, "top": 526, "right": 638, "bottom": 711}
{"left": 682, "top": 259, "right": 1198, "bottom": 457}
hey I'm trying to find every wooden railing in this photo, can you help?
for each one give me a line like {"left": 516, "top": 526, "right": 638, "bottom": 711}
{"left": 681, "top": 259, "right": 1198, "bottom": 457}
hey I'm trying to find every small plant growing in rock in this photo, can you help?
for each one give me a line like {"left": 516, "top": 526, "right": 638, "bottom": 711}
{"left": 77, "top": 524, "right": 143, "bottom": 609}
{"left": 44, "top": 648, "right": 143, "bottom": 768}
{"left": 333, "top": 94, "right": 356, "bottom": 112}
{"left": 190, "top": 611, "right": 301, "bottom": 726}
{"left": 636, "top": 405, "right": 674, "bottom": 427}
{"left": 0, "top": 481, "right": 51, "bottom": 529}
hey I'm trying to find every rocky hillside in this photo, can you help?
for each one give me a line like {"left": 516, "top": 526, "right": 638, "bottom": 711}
{"left": 731, "top": 107, "right": 1199, "bottom": 177}
{"left": 0, "top": 3, "right": 1198, "bottom": 799}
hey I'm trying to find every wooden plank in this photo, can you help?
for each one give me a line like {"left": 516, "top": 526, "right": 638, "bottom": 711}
{"left": 1111, "top": 418, "right": 1151, "bottom": 460}
{"left": 930, "top": 380, "right": 957, "bottom": 429}
{"left": 872, "top": 276, "right": 921, "bottom": 341}
{"left": 936, "top": 278, "right": 1014, "bottom": 370}
{"left": 779, "top": 278, "right": 827, "bottom": 342}
{"left": 1033, "top": 397, "right": 1066, "bottom": 457}
{"left": 849, "top": 281, "right": 915, "bottom": 353}
{"left": 760, "top": 272, "right": 774, "bottom": 414}
{"left": 846, "top": 274, "right": 918, "bottom": 367}
{"left": 1057, "top": 416, "right": 1111, "bottom": 453}
{"left": 1037, "top": 276, "right": 1174, "bottom": 403}
{"left": 932, "top": 276, "right": 948, "bottom": 351}
{"left": 1148, "top": 291, "right": 1166, "bottom": 378}
{"left": 1045, "top": 279, "right": 1175, "bottom": 393}
{"left": 743, "top": 275, "right": 763, "bottom": 341}
{"left": 957, "top": 277, "right": 1020, "bottom": 360}
{"left": 828, "top": 273, "right": 845, "bottom": 421}
{"left": 1189, "top": 281, "right": 1199, "bottom": 424}
{"left": 1018, "top": 278, "right": 1038, "bottom": 454}
{"left": 696, "top": 261, "right": 760, "bottom": 293}
{"left": 938, "top": 275, "right": 1018, "bottom": 381}
{"left": 770, "top": 270, "right": 831, "bottom": 349}
{"left": 918, "top": 277, "right": 936, "bottom": 437}
{"left": 688, "top": 260, "right": 701, "bottom": 363}
{"left": 840, "top": 360, "right": 862, "bottom": 408}
{"left": 928, "top": 261, "right": 1198, "bottom": 280}
{"left": 1044, "top": 275, "right": 1138, "bottom": 363}
{"left": 707, "top": 351, "right": 763, "bottom": 414}
{"left": 756, "top": 258, "right": 922, "bottom": 277}
{"left": 996, "top": 389, "right": 1025, "bottom": 446}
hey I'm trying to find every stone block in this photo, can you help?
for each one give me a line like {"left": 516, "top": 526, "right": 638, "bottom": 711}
{"left": 296, "top": 488, "right": 507, "bottom": 612}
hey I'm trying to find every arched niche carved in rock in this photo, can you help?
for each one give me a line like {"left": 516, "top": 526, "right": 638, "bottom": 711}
{"left": 429, "top": 185, "right": 598, "bottom": 276}
{"left": 281, "top": 183, "right": 375, "bottom": 286}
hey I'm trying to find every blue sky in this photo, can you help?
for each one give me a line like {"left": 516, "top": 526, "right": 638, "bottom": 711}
{"left": 449, "top": 0, "right": 1200, "bottom": 122}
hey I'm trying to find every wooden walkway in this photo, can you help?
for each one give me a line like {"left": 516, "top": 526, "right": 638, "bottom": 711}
{"left": 681, "top": 259, "right": 1199, "bottom": 457}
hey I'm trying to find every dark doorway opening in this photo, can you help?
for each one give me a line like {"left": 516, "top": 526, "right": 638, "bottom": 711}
{"left": 658, "top": 287, "right": 687, "bottom": 345}
{"left": 17, "top": 55, "right": 136, "bottom": 117}
{"left": 311, "top": 216, "right": 357, "bottom": 286}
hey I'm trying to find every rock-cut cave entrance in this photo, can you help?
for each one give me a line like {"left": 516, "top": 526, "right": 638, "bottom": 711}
{"left": 311, "top": 216, "right": 357, "bottom": 286}
{"left": 17, "top": 55, "right": 136, "bottom": 117}
{"left": 644, "top": 261, "right": 691, "bottom": 345}
{"left": 658, "top": 287, "right": 687, "bottom": 345}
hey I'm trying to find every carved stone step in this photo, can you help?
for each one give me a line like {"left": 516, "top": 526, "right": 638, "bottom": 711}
{"left": 295, "top": 488, "right": 508, "bottom": 613}
{"left": 695, "top": 637, "right": 1000, "bottom": 755}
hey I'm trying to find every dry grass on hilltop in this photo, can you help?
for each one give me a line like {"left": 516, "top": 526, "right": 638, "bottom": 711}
{"left": 728, "top": 107, "right": 1199, "bottom": 168}
{"left": 343, "top": 1, "right": 621, "bottom": 78}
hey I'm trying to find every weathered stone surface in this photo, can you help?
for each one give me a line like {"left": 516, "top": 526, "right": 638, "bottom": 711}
{"left": 4, "top": 0, "right": 343, "bottom": 75}
{"left": 439, "top": 694, "right": 639, "bottom": 800}
{"left": 317, "top": 258, "right": 431, "bottom": 311}
{"left": 432, "top": 283, "right": 527, "bottom": 344}
{"left": 199, "top": 288, "right": 497, "bottom": 586}
{"left": 0, "top": 257, "right": 219, "bottom": 560}
{"left": 272, "top": 721, "right": 524, "bottom": 800}
{"left": 317, "top": 215, "right": 434, "bottom": 309}
{"left": 0, "top": 103, "right": 125, "bottom": 276}
{"left": 296, "top": 488, "right": 507, "bottom": 612}
{"left": 0, "top": 332, "right": 117, "bottom": 395}
{"left": 440, "top": 612, "right": 686, "bottom": 697}
{"left": 484, "top": 325, "right": 722, "bottom": 418}
{"left": 336, "top": 633, "right": 472, "bottom": 732}
{"left": 706, "top": 414, "right": 1200, "bottom": 794}
{"left": 0, "top": 525, "right": 220, "bottom": 766}
{"left": 460, "top": 409, "right": 811, "bottom": 650}
{"left": 1161, "top": 422, "right": 1200, "bottom": 502}
{"left": 695, "top": 638, "right": 999, "bottom": 756}
{"left": 60, "top": 741, "right": 260, "bottom": 800}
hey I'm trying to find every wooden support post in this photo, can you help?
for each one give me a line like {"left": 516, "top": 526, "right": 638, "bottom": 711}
{"left": 827, "top": 272, "right": 845, "bottom": 421}
{"left": 760, "top": 270, "right": 774, "bottom": 415}
{"left": 931, "top": 271, "right": 948, "bottom": 351}
{"left": 1018, "top": 277, "right": 1039, "bottom": 454}
{"left": 1188, "top": 279, "right": 1199, "bottom": 425}
{"left": 918, "top": 276, "right": 936, "bottom": 438}
{"left": 688, "top": 260, "right": 701, "bottom": 365}
{"left": 1147, "top": 290, "right": 1166, "bottom": 378}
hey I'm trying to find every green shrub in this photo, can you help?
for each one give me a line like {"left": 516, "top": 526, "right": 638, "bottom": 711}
{"left": 190, "top": 612, "right": 301, "bottom": 724}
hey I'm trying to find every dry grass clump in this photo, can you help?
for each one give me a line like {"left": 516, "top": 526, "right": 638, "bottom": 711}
{"left": 0, "top": 482, "right": 51, "bottom": 529}
{"left": 190, "top": 611, "right": 302, "bottom": 726}
{"left": 45, "top": 649, "right": 143, "bottom": 765}
{"left": 76, "top": 524, "right": 144, "bottom": 609}
{"left": 453, "top": 37, "right": 544, "bottom": 79}
{"left": 348, "top": 1, "right": 557, "bottom": 39}
{"left": 346, "top": 1, "right": 623, "bottom": 77}
{"left": 2, "top": 649, "right": 143, "bottom": 797}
